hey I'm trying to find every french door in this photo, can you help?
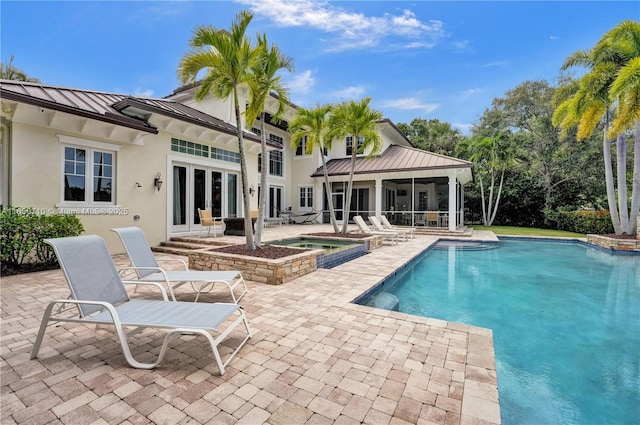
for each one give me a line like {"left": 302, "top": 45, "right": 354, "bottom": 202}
{"left": 172, "top": 164, "right": 237, "bottom": 233}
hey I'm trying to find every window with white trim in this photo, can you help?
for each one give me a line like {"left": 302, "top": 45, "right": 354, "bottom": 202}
{"left": 295, "top": 136, "right": 309, "bottom": 156}
{"left": 63, "top": 145, "right": 115, "bottom": 203}
{"left": 346, "top": 136, "right": 364, "bottom": 156}
{"left": 299, "top": 186, "right": 313, "bottom": 209}
{"left": 258, "top": 149, "right": 283, "bottom": 177}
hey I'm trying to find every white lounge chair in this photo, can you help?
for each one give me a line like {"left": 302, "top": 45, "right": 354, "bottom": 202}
{"left": 353, "top": 215, "right": 398, "bottom": 244}
{"left": 112, "top": 227, "right": 247, "bottom": 303}
{"left": 380, "top": 215, "right": 416, "bottom": 238}
{"left": 31, "top": 235, "right": 251, "bottom": 374}
{"left": 369, "top": 216, "right": 411, "bottom": 240}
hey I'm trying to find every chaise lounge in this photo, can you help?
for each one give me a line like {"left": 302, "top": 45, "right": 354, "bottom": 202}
{"left": 30, "top": 235, "right": 251, "bottom": 374}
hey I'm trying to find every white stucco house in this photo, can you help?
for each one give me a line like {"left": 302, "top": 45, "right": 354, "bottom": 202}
{"left": 0, "top": 79, "right": 473, "bottom": 252}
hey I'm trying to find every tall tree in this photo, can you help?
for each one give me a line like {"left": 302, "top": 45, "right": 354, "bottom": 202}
{"left": 327, "top": 98, "right": 383, "bottom": 234}
{"left": 178, "top": 11, "right": 260, "bottom": 249}
{"left": 554, "top": 20, "right": 640, "bottom": 235}
{"left": 396, "top": 118, "right": 463, "bottom": 156}
{"left": 456, "top": 134, "right": 514, "bottom": 226}
{"left": 0, "top": 55, "right": 40, "bottom": 82}
{"left": 245, "top": 33, "right": 293, "bottom": 246}
{"left": 289, "top": 104, "right": 340, "bottom": 233}
{"left": 607, "top": 20, "right": 640, "bottom": 235}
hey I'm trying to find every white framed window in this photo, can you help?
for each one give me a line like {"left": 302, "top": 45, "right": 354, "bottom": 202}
{"left": 295, "top": 136, "right": 309, "bottom": 156}
{"left": 59, "top": 135, "right": 119, "bottom": 205}
{"left": 258, "top": 149, "right": 284, "bottom": 177}
{"left": 346, "top": 136, "right": 364, "bottom": 156}
{"left": 299, "top": 186, "right": 313, "bottom": 209}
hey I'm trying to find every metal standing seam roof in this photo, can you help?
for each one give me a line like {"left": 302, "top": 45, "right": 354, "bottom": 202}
{"left": 310, "top": 144, "right": 473, "bottom": 177}
{"left": 0, "top": 79, "right": 264, "bottom": 144}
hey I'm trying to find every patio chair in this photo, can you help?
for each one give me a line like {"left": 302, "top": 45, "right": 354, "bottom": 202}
{"left": 111, "top": 227, "right": 247, "bottom": 303}
{"left": 30, "top": 235, "right": 251, "bottom": 374}
{"left": 378, "top": 215, "right": 416, "bottom": 239}
{"left": 426, "top": 212, "right": 439, "bottom": 227}
{"left": 198, "top": 208, "right": 225, "bottom": 238}
{"left": 369, "top": 216, "right": 409, "bottom": 241}
{"left": 414, "top": 213, "right": 426, "bottom": 226}
{"left": 353, "top": 216, "right": 398, "bottom": 244}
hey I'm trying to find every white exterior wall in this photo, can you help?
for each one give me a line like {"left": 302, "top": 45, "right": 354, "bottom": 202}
{"left": 9, "top": 122, "right": 170, "bottom": 253}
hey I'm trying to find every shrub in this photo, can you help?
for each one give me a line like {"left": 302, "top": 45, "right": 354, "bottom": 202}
{"left": 544, "top": 209, "right": 614, "bottom": 234}
{"left": 0, "top": 207, "right": 84, "bottom": 273}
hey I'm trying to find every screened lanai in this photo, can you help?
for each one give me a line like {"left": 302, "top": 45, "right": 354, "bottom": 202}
{"left": 312, "top": 145, "right": 473, "bottom": 231}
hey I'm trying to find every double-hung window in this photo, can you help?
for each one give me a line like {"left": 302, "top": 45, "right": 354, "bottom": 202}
{"left": 295, "top": 136, "right": 309, "bottom": 156}
{"left": 60, "top": 135, "right": 118, "bottom": 205}
{"left": 299, "top": 186, "right": 313, "bottom": 209}
{"left": 346, "top": 136, "right": 364, "bottom": 156}
{"left": 258, "top": 133, "right": 284, "bottom": 177}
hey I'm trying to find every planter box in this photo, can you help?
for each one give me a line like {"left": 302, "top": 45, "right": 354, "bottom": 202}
{"left": 189, "top": 247, "right": 319, "bottom": 285}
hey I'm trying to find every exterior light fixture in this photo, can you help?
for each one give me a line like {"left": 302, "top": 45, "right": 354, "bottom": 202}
{"left": 154, "top": 172, "right": 163, "bottom": 191}
{"left": 249, "top": 184, "right": 255, "bottom": 197}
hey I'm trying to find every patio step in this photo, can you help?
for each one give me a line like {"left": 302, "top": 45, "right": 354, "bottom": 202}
{"left": 413, "top": 226, "right": 473, "bottom": 237}
{"left": 151, "top": 238, "right": 229, "bottom": 255}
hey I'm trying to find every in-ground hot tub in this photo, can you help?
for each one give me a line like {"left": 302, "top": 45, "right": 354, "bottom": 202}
{"left": 269, "top": 236, "right": 366, "bottom": 268}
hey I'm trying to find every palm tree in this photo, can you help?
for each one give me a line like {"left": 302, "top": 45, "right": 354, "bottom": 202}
{"left": 289, "top": 104, "right": 340, "bottom": 233}
{"left": 455, "top": 134, "right": 513, "bottom": 226}
{"left": 607, "top": 20, "right": 640, "bottom": 235}
{"left": 327, "top": 98, "right": 383, "bottom": 234}
{"left": 553, "top": 20, "right": 640, "bottom": 235}
{"left": 177, "top": 11, "right": 260, "bottom": 249}
{"left": 245, "top": 33, "right": 294, "bottom": 245}
{"left": 0, "top": 55, "right": 40, "bottom": 82}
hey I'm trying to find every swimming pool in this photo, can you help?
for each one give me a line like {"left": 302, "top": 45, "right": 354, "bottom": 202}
{"left": 357, "top": 238, "right": 640, "bottom": 425}
{"left": 270, "top": 237, "right": 366, "bottom": 268}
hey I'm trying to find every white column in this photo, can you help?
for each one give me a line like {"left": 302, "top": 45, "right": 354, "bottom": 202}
{"left": 374, "top": 178, "right": 382, "bottom": 218}
{"left": 448, "top": 174, "right": 457, "bottom": 231}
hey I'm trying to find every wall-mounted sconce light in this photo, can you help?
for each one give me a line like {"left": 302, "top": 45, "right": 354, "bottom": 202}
{"left": 154, "top": 172, "right": 163, "bottom": 191}
{"left": 249, "top": 184, "right": 255, "bottom": 197}
{"left": 135, "top": 182, "right": 142, "bottom": 188}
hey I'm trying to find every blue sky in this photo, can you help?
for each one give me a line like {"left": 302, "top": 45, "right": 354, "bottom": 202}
{"left": 1, "top": 1, "right": 637, "bottom": 133}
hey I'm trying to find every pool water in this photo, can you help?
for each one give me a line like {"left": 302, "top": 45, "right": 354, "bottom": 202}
{"left": 370, "top": 239, "right": 640, "bottom": 425}
{"left": 270, "top": 237, "right": 366, "bottom": 268}
{"left": 270, "top": 237, "right": 359, "bottom": 253}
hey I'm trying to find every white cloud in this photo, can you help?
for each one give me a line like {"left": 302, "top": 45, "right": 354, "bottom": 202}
{"left": 481, "top": 61, "right": 509, "bottom": 69}
{"left": 549, "top": 35, "right": 560, "bottom": 40}
{"left": 287, "top": 70, "right": 315, "bottom": 94}
{"left": 332, "top": 85, "right": 366, "bottom": 100}
{"left": 132, "top": 87, "right": 154, "bottom": 97}
{"left": 381, "top": 97, "right": 439, "bottom": 114}
{"left": 237, "top": 0, "right": 445, "bottom": 52}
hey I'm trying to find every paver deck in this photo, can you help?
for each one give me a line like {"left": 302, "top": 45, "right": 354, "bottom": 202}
{"left": 1, "top": 225, "right": 501, "bottom": 424}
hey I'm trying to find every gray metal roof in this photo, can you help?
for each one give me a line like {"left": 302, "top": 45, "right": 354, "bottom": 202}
{"left": 310, "top": 144, "right": 473, "bottom": 177}
{"left": 0, "top": 79, "right": 263, "bottom": 143}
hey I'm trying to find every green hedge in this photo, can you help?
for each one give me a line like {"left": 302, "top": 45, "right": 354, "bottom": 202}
{"left": 544, "top": 209, "right": 614, "bottom": 234}
{"left": 0, "top": 207, "right": 84, "bottom": 270}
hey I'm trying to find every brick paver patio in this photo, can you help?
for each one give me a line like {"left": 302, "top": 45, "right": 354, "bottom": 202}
{"left": 1, "top": 225, "right": 500, "bottom": 424}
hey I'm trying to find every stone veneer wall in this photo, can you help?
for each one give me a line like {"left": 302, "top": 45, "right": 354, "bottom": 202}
{"left": 189, "top": 248, "right": 319, "bottom": 285}
{"left": 587, "top": 234, "right": 640, "bottom": 252}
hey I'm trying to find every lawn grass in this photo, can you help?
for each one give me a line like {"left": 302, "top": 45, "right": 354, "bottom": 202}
{"left": 471, "top": 225, "right": 586, "bottom": 238}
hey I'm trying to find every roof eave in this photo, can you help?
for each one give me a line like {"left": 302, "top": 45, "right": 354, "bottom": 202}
{"left": 1, "top": 90, "right": 158, "bottom": 134}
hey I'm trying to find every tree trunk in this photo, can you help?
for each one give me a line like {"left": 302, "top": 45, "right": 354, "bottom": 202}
{"left": 603, "top": 127, "right": 622, "bottom": 234}
{"left": 319, "top": 145, "right": 340, "bottom": 233}
{"left": 629, "top": 121, "right": 640, "bottom": 235}
{"left": 488, "top": 169, "right": 505, "bottom": 226}
{"left": 233, "top": 88, "right": 255, "bottom": 250}
{"left": 254, "top": 114, "right": 268, "bottom": 245}
{"left": 478, "top": 174, "right": 488, "bottom": 226}
{"left": 616, "top": 134, "right": 629, "bottom": 234}
{"left": 341, "top": 150, "right": 358, "bottom": 234}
